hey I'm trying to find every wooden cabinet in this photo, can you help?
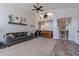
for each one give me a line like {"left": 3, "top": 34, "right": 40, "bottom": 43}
{"left": 40, "top": 31, "right": 53, "bottom": 38}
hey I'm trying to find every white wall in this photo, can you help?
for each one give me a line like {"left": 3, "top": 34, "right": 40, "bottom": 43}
{"left": 77, "top": 8, "right": 79, "bottom": 44}
{"left": 36, "top": 7, "right": 79, "bottom": 44}
{"left": 0, "top": 4, "right": 36, "bottom": 33}
{"left": 41, "top": 21, "right": 53, "bottom": 31}
{"left": 53, "top": 8, "right": 78, "bottom": 44}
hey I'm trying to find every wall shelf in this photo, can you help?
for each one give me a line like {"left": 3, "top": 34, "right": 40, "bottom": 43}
{"left": 8, "top": 22, "right": 27, "bottom": 26}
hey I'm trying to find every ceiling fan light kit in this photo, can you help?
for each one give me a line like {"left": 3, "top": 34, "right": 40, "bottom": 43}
{"left": 40, "top": 12, "right": 53, "bottom": 19}
{"left": 48, "top": 13, "right": 53, "bottom": 17}
{"left": 43, "top": 14, "right": 48, "bottom": 18}
{"left": 32, "top": 3, "right": 53, "bottom": 19}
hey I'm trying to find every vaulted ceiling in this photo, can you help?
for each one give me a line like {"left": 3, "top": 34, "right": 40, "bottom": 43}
{"left": 16, "top": 3, "right": 79, "bottom": 14}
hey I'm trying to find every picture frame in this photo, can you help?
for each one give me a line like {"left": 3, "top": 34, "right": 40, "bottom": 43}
{"left": 8, "top": 15, "right": 27, "bottom": 26}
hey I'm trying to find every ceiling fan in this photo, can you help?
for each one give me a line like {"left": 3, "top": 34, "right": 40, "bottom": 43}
{"left": 32, "top": 3, "right": 43, "bottom": 13}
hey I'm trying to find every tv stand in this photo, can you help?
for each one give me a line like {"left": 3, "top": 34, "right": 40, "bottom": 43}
{"left": 39, "top": 31, "right": 53, "bottom": 38}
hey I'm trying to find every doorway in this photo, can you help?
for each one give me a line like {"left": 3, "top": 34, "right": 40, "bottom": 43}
{"left": 57, "top": 17, "right": 72, "bottom": 40}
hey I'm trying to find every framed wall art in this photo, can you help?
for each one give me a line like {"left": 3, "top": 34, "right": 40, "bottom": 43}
{"left": 8, "top": 14, "right": 27, "bottom": 26}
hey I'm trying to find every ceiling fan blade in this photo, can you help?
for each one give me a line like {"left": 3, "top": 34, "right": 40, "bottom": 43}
{"left": 39, "top": 9, "right": 43, "bottom": 11}
{"left": 32, "top": 9, "right": 36, "bottom": 10}
{"left": 33, "top": 5, "right": 37, "bottom": 9}
{"left": 39, "top": 6, "right": 43, "bottom": 9}
{"left": 32, "top": 3, "right": 43, "bottom": 13}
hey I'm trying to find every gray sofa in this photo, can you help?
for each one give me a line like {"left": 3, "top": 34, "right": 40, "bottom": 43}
{"left": 4, "top": 32, "right": 33, "bottom": 47}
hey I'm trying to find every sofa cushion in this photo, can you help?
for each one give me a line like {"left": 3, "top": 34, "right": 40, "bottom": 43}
{"left": 12, "top": 33, "right": 17, "bottom": 38}
{"left": 16, "top": 32, "right": 24, "bottom": 37}
{"left": 27, "top": 32, "right": 31, "bottom": 36}
{"left": 7, "top": 33, "right": 17, "bottom": 38}
{"left": 23, "top": 32, "right": 27, "bottom": 35}
{"left": 13, "top": 36, "right": 26, "bottom": 40}
{"left": 5, "top": 34, "right": 14, "bottom": 39}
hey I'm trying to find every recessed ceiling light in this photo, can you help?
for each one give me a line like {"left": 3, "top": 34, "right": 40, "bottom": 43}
{"left": 40, "top": 15, "right": 43, "bottom": 19}
{"left": 48, "top": 12, "right": 53, "bottom": 16}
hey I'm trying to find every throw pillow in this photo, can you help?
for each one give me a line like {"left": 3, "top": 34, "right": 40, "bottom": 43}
{"left": 27, "top": 32, "right": 31, "bottom": 36}
{"left": 8, "top": 34, "right": 14, "bottom": 38}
